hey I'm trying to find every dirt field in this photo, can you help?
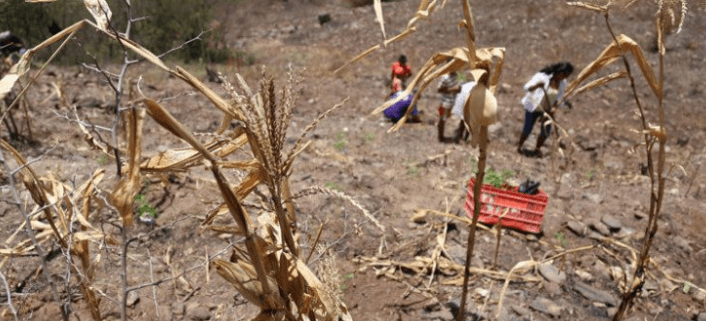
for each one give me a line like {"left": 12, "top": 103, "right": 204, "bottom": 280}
{"left": 1, "top": 0, "right": 706, "bottom": 320}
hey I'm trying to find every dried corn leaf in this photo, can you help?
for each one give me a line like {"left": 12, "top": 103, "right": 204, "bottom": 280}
{"left": 0, "top": 247, "right": 36, "bottom": 257}
{"left": 335, "top": 0, "right": 444, "bottom": 73}
{"left": 0, "top": 74, "right": 19, "bottom": 103}
{"left": 109, "top": 108, "right": 144, "bottom": 226}
{"left": 1, "top": 139, "right": 66, "bottom": 246}
{"left": 278, "top": 251, "right": 353, "bottom": 321}
{"left": 144, "top": 99, "right": 218, "bottom": 162}
{"left": 72, "top": 231, "right": 114, "bottom": 243}
{"left": 201, "top": 165, "right": 265, "bottom": 226}
{"left": 175, "top": 67, "right": 245, "bottom": 121}
{"left": 83, "top": 0, "right": 112, "bottom": 31}
{"left": 374, "top": 0, "right": 386, "bottom": 40}
{"left": 564, "top": 34, "right": 660, "bottom": 100}
{"left": 567, "top": 1, "right": 608, "bottom": 13}
{"left": 205, "top": 225, "right": 244, "bottom": 236}
{"left": 212, "top": 259, "right": 285, "bottom": 309}
{"left": 219, "top": 159, "right": 260, "bottom": 171}
{"left": 461, "top": 0, "right": 477, "bottom": 56}
{"left": 0, "top": 21, "right": 85, "bottom": 103}
{"left": 141, "top": 146, "right": 212, "bottom": 172}
{"left": 564, "top": 71, "right": 626, "bottom": 101}
{"left": 76, "top": 116, "right": 115, "bottom": 155}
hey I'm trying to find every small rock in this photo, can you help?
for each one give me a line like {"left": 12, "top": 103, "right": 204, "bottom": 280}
{"left": 588, "top": 219, "right": 611, "bottom": 236}
{"left": 317, "top": 13, "right": 331, "bottom": 25}
{"left": 422, "top": 309, "right": 454, "bottom": 320}
{"left": 575, "top": 269, "right": 594, "bottom": 282}
{"left": 406, "top": 222, "right": 418, "bottom": 229}
{"left": 587, "top": 230, "right": 605, "bottom": 241}
{"left": 538, "top": 263, "right": 567, "bottom": 284}
{"left": 510, "top": 304, "right": 530, "bottom": 317}
{"left": 574, "top": 281, "right": 618, "bottom": 306}
{"left": 697, "top": 312, "right": 706, "bottom": 321}
{"left": 525, "top": 234, "right": 538, "bottom": 242}
{"left": 172, "top": 302, "right": 185, "bottom": 317}
{"left": 601, "top": 214, "right": 621, "bottom": 232}
{"left": 607, "top": 307, "right": 618, "bottom": 318}
{"left": 543, "top": 280, "right": 562, "bottom": 296}
{"left": 158, "top": 305, "right": 173, "bottom": 321}
{"left": 529, "top": 297, "right": 562, "bottom": 317}
{"left": 693, "top": 289, "right": 706, "bottom": 302}
{"left": 673, "top": 236, "right": 693, "bottom": 253}
{"left": 187, "top": 304, "right": 211, "bottom": 321}
{"left": 633, "top": 210, "right": 646, "bottom": 220}
{"left": 126, "top": 291, "right": 140, "bottom": 308}
{"left": 566, "top": 221, "right": 585, "bottom": 236}
{"left": 583, "top": 193, "right": 603, "bottom": 204}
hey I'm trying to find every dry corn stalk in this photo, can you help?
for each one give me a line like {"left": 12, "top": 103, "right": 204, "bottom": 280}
{"left": 334, "top": 0, "right": 445, "bottom": 74}
{"left": 140, "top": 67, "right": 355, "bottom": 320}
{"left": 563, "top": 34, "right": 660, "bottom": 100}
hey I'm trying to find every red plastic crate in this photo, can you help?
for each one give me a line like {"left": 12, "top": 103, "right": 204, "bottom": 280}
{"left": 463, "top": 178, "right": 548, "bottom": 233}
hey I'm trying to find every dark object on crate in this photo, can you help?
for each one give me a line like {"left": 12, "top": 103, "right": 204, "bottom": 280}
{"left": 519, "top": 179, "right": 541, "bottom": 195}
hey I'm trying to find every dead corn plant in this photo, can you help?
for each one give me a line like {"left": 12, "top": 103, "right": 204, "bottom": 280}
{"left": 561, "top": 1, "right": 702, "bottom": 319}
{"left": 140, "top": 66, "right": 358, "bottom": 320}
{"left": 337, "top": 1, "right": 506, "bottom": 319}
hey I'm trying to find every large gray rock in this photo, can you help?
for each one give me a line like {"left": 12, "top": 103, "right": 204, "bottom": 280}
{"left": 573, "top": 281, "right": 618, "bottom": 306}
{"left": 697, "top": 312, "right": 706, "bottom": 321}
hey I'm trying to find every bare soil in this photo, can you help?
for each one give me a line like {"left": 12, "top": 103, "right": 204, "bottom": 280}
{"left": 2, "top": 1, "right": 706, "bottom": 320}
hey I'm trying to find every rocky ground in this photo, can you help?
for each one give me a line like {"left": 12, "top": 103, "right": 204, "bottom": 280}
{"left": 1, "top": 0, "right": 706, "bottom": 320}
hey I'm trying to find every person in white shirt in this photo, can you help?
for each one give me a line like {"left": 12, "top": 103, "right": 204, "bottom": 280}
{"left": 517, "top": 62, "right": 574, "bottom": 157}
{"left": 437, "top": 71, "right": 461, "bottom": 142}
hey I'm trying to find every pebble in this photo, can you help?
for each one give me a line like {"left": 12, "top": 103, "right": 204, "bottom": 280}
{"left": 126, "top": 291, "right": 140, "bottom": 308}
{"left": 543, "top": 280, "right": 563, "bottom": 296}
{"left": 574, "top": 281, "right": 618, "bottom": 306}
{"left": 674, "top": 236, "right": 693, "bottom": 253}
{"left": 566, "top": 220, "right": 585, "bottom": 236}
{"left": 422, "top": 309, "right": 454, "bottom": 320}
{"left": 158, "top": 305, "right": 173, "bottom": 321}
{"left": 588, "top": 219, "right": 611, "bottom": 236}
{"left": 529, "top": 297, "right": 562, "bottom": 317}
{"left": 583, "top": 193, "right": 603, "bottom": 204}
{"left": 693, "top": 289, "right": 706, "bottom": 302}
{"left": 575, "top": 269, "right": 594, "bottom": 282}
{"left": 510, "top": 304, "right": 530, "bottom": 317}
{"left": 633, "top": 210, "right": 646, "bottom": 220}
{"left": 186, "top": 304, "right": 211, "bottom": 321}
{"left": 172, "top": 302, "right": 185, "bottom": 318}
{"left": 607, "top": 307, "right": 618, "bottom": 318}
{"left": 601, "top": 214, "right": 621, "bottom": 231}
{"left": 538, "top": 263, "right": 567, "bottom": 284}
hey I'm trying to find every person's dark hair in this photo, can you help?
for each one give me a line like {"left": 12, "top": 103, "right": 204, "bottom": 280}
{"left": 398, "top": 55, "right": 407, "bottom": 64}
{"left": 540, "top": 62, "right": 574, "bottom": 78}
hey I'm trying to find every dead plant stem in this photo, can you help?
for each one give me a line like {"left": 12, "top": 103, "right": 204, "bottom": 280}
{"left": 458, "top": 126, "right": 488, "bottom": 321}
{"left": 604, "top": 10, "right": 667, "bottom": 320}
{"left": 0, "top": 147, "right": 69, "bottom": 321}
{"left": 0, "top": 269, "right": 19, "bottom": 321}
